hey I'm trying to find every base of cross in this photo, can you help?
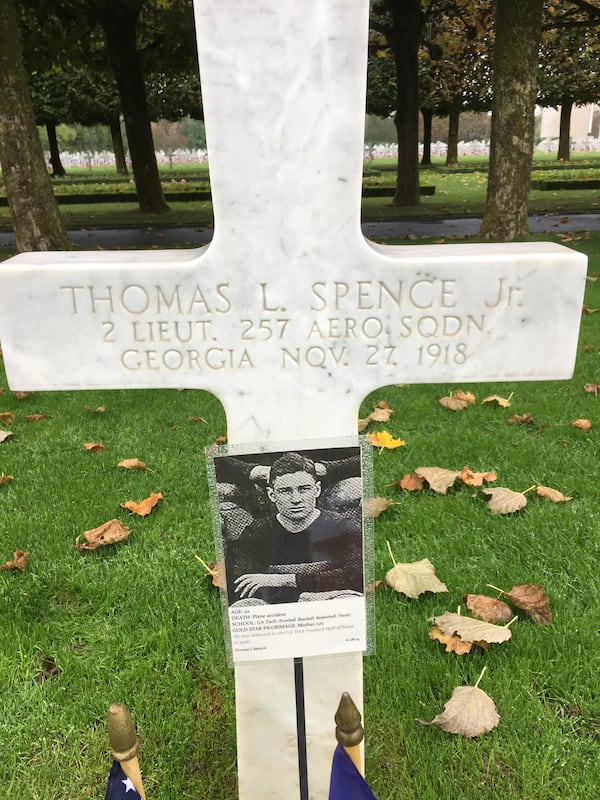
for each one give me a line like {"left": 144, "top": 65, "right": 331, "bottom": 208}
{"left": 235, "top": 653, "right": 363, "bottom": 798}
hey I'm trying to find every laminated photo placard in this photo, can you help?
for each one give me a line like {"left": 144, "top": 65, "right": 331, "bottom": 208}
{"left": 206, "top": 438, "right": 374, "bottom": 664}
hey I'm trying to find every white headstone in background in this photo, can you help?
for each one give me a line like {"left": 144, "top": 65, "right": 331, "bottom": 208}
{"left": 0, "top": 0, "right": 587, "bottom": 797}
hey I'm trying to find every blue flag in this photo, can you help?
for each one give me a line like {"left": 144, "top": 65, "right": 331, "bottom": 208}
{"left": 329, "top": 743, "right": 377, "bottom": 800}
{"left": 105, "top": 760, "right": 143, "bottom": 799}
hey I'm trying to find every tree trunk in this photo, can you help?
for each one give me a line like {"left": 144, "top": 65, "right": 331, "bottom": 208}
{"left": 0, "top": 0, "right": 70, "bottom": 251}
{"left": 446, "top": 105, "right": 460, "bottom": 167}
{"left": 385, "top": 0, "right": 422, "bottom": 205}
{"left": 480, "top": 0, "right": 543, "bottom": 241}
{"left": 557, "top": 98, "right": 572, "bottom": 161}
{"left": 46, "top": 122, "right": 66, "bottom": 177}
{"left": 100, "top": 1, "right": 168, "bottom": 213}
{"left": 110, "top": 117, "right": 129, "bottom": 175}
{"left": 421, "top": 108, "right": 433, "bottom": 165}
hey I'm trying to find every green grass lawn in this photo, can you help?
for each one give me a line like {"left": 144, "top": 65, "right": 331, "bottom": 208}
{"left": 1, "top": 228, "right": 598, "bottom": 798}
{"left": 1, "top": 156, "right": 600, "bottom": 231}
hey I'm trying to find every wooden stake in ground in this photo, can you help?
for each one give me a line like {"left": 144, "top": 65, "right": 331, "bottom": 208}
{"left": 108, "top": 702, "right": 147, "bottom": 800}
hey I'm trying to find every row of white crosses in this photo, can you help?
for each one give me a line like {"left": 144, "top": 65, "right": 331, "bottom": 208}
{"left": 0, "top": 0, "right": 586, "bottom": 797}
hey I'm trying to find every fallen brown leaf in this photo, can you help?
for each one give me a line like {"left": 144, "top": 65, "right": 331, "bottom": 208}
{"left": 394, "top": 471, "right": 425, "bottom": 491}
{"left": 25, "top": 413, "right": 50, "bottom": 422}
{"left": 369, "top": 496, "right": 398, "bottom": 518}
{"left": 120, "top": 492, "right": 163, "bottom": 516}
{"left": 386, "top": 556, "right": 448, "bottom": 599}
{"left": 535, "top": 485, "right": 572, "bottom": 503}
{"left": 75, "top": 519, "right": 131, "bottom": 551}
{"left": 415, "top": 466, "right": 460, "bottom": 495}
{"left": 188, "top": 415, "right": 208, "bottom": 423}
{"left": 464, "top": 594, "right": 512, "bottom": 623}
{"left": 85, "top": 405, "right": 106, "bottom": 413}
{"left": 584, "top": 383, "right": 599, "bottom": 395}
{"left": 572, "top": 418, "right": 592, "bottom": 431}
{"left": 507, "top": 412, "right": 534, "bottom": 425}
{"left": 481, "top": 487, "right": 528, "bottom": 514}
{"left": 439, "top": 395, "right": 470, "bottom": 411}
{"left": 0, "top": 412, "right": 14, "bottom": 426}
{"left": 503, "top": 583, "right": 552, "bottom": 625}
{"left": 118, "top": 458, "right": 148, "bottom": 471}
{"left": 84, "top": 442, "right": 106, "bottom": 452}
{"left": 0, "top": 549, "right": 29, "bottom": 570}
{"left": 428, "top": 624, "right": 473, "bottom": 654}
{"left": 433, "top": 611, "right": 512, "bottom": 644}
{"left": 0, "top": 474, "right": 14, "bottom": 487}
{"left": 14, "top": 391, "right": 35, "bottom": 399}
{"left": 459, "top": 467, "right": 497, "bottom": 487}
{"left": 0, "top": 429, "right": 14, "bottom": 444}
{"left": 420, "top": 684, "right": 500, "bottom": 737}
{"left": 195, "top": 555, "right": 225, "bottom": 588}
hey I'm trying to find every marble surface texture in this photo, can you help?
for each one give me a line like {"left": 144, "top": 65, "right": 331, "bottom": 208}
{"left": 0, "top": 0, "right": 588, "bottom": 798}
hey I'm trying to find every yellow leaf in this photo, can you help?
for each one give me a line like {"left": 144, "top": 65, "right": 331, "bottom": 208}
{"left": 482, "top": 394, "right": 511, "bottom": 407}
{"left": 365, "top": 430, "right": 406, "bottom": 450}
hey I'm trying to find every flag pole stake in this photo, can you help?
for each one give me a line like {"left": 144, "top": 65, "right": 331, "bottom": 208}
{"left": 108, "top": 702, "right": 147, "bottom": 799}
{"left": 334, "top": 691, "right": 364, "bottom": 775}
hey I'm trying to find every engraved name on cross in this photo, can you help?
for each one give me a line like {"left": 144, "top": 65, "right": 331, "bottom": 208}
{"left": 0, "top": 0, "right": 587, "bottom": 798}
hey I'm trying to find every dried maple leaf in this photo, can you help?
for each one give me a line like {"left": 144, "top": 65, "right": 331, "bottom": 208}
{"left": 395, "top": 471, "right": 425, "bottom": 491}
{"left": 75, "top": 519, "right": 131, "bottom": 551}
{"left": 415, "top": 466, "right": 460, "bottom": 495}
{"left": 118, "top": 458, "right": 148, "bottom": 471}
{"left": 481, "top": 487, "right": 528, "bottom": 514}
{"left": 439, "top": 395, "right": 469, "bottom": 411}
{"left": 25, "top": 413, "right": 50, "bottom": 422}
{"left": 507, "top": 412, "right": 534, "bottom": 425}
{"left": 482, "top": 394, "right": 511, "bottom": 408}
{"left": 0, "top": 429, "right": 14, "bottom": 444}
{"left": 195, "top": 554, "right": 225, "bottom": 588}
{"left": 386, "top": 556, "right": 448, "bottom": 599}
{"left": 572, "top": 418, "right": 592, "bottom": 431}
{"left": 369, "top": 496, "right": 397, "bottom": 518}
{"left": 584, "top": 383, "right": 599, "bottom": 395}
{"left": 0, "top": 549, "right": 29, "bottom": 570}
{"left": 459, "top": 467, "right": 497, "bottom": 487}
{"left": 503, "top": 583, "right": 552, "bottom": 625}
{"left": 0, "top": 412, "right": 14, "bottom": 426}
{"left": 420, "top": 683, "right": 500, "bottom": 737}
{"left": 535, "top": 485, "right": 572, "bottom": 503}
{"left": 84, "top": 442, "right": 106, "bottom": 452}
{"left": 120, "top": 492, "right": 163, "bottom": 516}
{"left": 453, "top": 389, "right": 476, "bottom": 405}
{"left": 433, "top": 612, "right": 512, "bottom": 644}
{"left": 369, "top": 405, "right": 394, "bottom": 423}
{"left": 428, "top": 624, "right": 473, "bottom": 654}
{"left": 0, "top": 474, "right": 14, "bottom": 487}
{"left": 464, "top": 594, "right": 512, "bottom": 623}
{"left": 366, "top": 430, "right": 406, "bottom": 450}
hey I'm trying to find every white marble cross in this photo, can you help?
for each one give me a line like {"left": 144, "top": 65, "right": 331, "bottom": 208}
{"left": 0, "top": 0, "right": 587, "bottom": 797}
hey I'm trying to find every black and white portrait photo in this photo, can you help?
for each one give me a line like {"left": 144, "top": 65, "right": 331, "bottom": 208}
{"left": 213, "top": 446, "right": 365, "bottom": 607}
